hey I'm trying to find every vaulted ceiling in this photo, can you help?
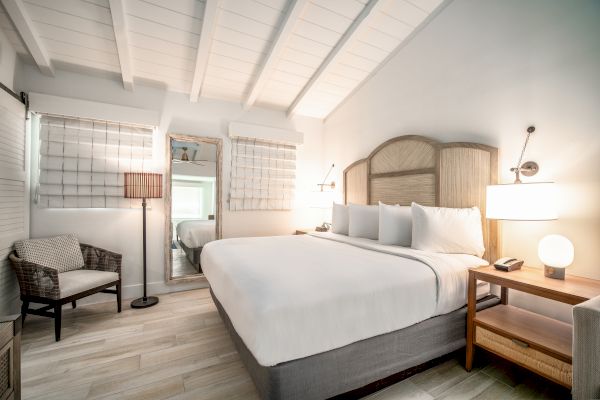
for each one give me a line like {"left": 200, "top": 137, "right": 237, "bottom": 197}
{"left": 0, "top": 0, "right": 443, "bottom": 119}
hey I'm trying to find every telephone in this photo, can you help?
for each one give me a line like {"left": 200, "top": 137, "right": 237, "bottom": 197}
{"left": 494, "top": 257, "right": 524, "bottom": 272}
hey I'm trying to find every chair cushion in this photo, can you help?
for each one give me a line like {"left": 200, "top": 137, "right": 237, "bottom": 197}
{"left": 59, "top": 270, "right": 119, "bottom": 299}
{"left": 14, "top": 234, "right": 85, "bottom": 273}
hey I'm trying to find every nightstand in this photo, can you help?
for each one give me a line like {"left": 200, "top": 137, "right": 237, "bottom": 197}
{"left": 466, "top": 266, "right": 600, "bottom": 388}
{"left": 295, "top": 229, "right": 311, "bottom": 235}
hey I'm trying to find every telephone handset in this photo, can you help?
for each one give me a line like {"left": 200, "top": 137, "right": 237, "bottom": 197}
{"left": 493, "top": 257, "right": 524, "bottom": 272}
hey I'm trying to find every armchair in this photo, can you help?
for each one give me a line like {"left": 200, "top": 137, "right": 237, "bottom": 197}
{"left": 9, "top": 237, "right": 122, "bottom": 341}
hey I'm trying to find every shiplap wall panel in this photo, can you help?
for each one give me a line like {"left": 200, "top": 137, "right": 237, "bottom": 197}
{"left": 141, "top": 0, "right": 203, "bottom": 16}
{"left": 0, "top": 7, "right": 28, "bottom": 54}
{"left": 126, "top": 0, "right": 203, "bottom": 34}
{"left": 0, "top": 91, "right": 27, "bottom": 316}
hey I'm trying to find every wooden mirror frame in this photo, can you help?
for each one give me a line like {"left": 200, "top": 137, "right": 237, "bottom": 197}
{"left": 164, "top": 133, "right": 223, "bottom": 284}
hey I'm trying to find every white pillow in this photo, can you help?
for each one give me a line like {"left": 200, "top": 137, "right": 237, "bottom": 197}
{"left": 411, "top": 202, "right": 485, "bottom": 257}
{"left": 331, "top": 203, "right": 349, "bottom": 235}
{"left": 348, "top": 204, "right": 379, "bottom": 240}
{"left": 378, "top": 202, "right": 412, "bottom": 246}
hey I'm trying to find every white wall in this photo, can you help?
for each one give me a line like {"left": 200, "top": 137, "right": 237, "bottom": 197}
{"left": 0, "top": 28, "right": 16, "bottom": 90}
{"left": 323, "top": 0, "right": 600, "bottom": 322}
{"left": 14, "top": 63, "right": 325, "bottom": 301}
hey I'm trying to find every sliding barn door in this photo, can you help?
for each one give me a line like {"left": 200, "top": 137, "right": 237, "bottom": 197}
{"left": 0, "top": 89, "right": 28, "bottom": 315}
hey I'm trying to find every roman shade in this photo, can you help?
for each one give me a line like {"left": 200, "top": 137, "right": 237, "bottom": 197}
{"left": 229, "top": 137, "right": 296, "bottom": 211}
{"left": 37, "top": 114, "right": 154, "bottom": 208}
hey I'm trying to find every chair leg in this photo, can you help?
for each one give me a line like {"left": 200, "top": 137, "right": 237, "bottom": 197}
{"left": 54, "top": 304, "right": 62, "bottom": 342}
{"left": 116, "top": 283, "right": 122, "bottom": 313}
{"left": 71, "top": 300, "right": 76, "bottom": 309}
{"left": 21, "top": 299, "right": 29, "bottom": 327}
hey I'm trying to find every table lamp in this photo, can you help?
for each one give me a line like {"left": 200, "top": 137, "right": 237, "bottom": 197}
{"left": 538, "top": 234, "right": 574, "bottom": 279}
{"left": 124, "top": 172, "right": 163, "bottom": 308}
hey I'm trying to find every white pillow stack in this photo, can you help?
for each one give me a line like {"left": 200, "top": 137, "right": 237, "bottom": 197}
{"left": 329, "top": 201, "right": 486, "bottom": 257}
{"left": 378, "top": 202, "right": 412, "bottom": 246}
{"left": 348, "top": 204, "right": 379, "bottom": 240}
{"left": 331, "top": 203, "right": 349, "bottom": 235}
{"left": 410, "top": 202, "right": 485, "bottom": 257}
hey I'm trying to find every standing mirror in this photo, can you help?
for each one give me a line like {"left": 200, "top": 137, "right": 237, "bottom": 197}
{"left": 165, "top": 134, "right": 222, "bottom": 282}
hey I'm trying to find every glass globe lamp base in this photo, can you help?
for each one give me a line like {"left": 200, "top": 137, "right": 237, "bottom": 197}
{"left": 544, "top": 265, "right": 565, "bottom": 280}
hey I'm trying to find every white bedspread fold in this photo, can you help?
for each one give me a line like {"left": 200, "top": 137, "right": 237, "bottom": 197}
{"left": 308, "top": 232, "right": 484, "bottom": 315}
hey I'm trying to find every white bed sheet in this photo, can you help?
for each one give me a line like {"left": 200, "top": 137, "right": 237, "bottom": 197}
{"left": 176, "top": 220, "right": 215, "bottom": 248}
{"left": 201, "top": 233, "right": 488, "bottom": 367}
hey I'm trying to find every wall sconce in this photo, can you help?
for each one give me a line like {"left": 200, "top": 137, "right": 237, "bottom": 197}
{"left": 317, "top": 163, "right": 336, "bottom": 192}
{"left": 510, "top": 126, "right": 539, "bottom": 183}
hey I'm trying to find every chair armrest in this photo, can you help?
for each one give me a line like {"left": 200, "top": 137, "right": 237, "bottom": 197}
{"left": 572, "top": 295, "right": 600, "bottom": 400}
{"left": 80, "top": 243, "right": 122, "bottom": 277}
{"left": 8, "top": 254, "right": 60, "bottom": 300}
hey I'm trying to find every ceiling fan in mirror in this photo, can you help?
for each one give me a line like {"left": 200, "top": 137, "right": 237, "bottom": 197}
{"left": 172, "top": 146, "right": 208, "bottom": 166}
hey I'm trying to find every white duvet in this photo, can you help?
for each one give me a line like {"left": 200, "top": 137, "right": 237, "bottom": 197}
{"left": 176, "top": 220, "right": 215, "bottom": 248}
{"left": 201, "top": 232, "right": 488, "bottom": 367}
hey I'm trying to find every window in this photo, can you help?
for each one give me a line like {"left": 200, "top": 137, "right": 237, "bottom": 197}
{"left": 229, "top": 137, "right": 296, "bottom": 211}
{"left": 172, "top": 184, "right": 204, "bottom": 219}
{"left": 36, "top": 114, "right": 153, "bottom": 208}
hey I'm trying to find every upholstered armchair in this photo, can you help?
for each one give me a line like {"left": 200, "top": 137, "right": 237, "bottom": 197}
{"left": 9, "top": 235, "right": 122, "bottom": 341}
{"left": 573, "top": 296, "right": 600, "bottom": 400}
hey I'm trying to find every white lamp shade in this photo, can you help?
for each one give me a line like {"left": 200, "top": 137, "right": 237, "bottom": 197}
{"left": 538, "top": 234, "right": 574, "bottom": 268}
{"left": 486, "top": 183, "right": 558, "bottom": 220}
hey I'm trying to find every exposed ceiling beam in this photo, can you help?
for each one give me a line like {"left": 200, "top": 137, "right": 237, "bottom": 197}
{"left": 2, "top": 0, "right": 53, "bottom": 76}
{"left": 108, "top": 0, "right": 134, "bottom": 90}
{"left": 190, "top": 0, "right": 221, "bottom": 102}
{"left": 244, "top": 0, "right": 308, "bottom": 109}
{"left": 287, "top": 0, "right": 383, "bottom": 117}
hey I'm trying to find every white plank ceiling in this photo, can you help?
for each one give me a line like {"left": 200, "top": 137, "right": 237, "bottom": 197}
{"left": 0, "top": 0, "right": 443, "bottom": 119}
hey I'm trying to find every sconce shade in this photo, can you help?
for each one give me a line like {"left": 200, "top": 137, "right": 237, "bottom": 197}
{"left": 124, "top": 172, "right": 163, "bottom": 199}
{"left": 486, "top": 182, "right": 557, "bottom": 220}
{"left": 538, "top": 234, "right": 574, "bottom": 268}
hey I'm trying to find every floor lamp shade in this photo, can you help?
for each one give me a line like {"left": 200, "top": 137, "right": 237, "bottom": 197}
{"left": 124, "top": 172, "right": 163, "bottom": 199}
{"left": 124, "top": 172, "right": 163, "bottom": 309}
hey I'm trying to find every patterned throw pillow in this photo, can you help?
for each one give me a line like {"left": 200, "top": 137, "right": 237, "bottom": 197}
{"left": 14, "top": 234, "right": 85, "bottom": 273}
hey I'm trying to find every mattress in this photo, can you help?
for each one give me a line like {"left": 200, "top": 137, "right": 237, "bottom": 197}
{"left": 176, "top": 219, "right": 215, "bottom": 248}
{"left": 201, "top": 232, "right": 488, "bottom": 367}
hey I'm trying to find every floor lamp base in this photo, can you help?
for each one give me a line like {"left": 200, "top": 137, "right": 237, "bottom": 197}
{"left": 131, "top": 296, "right": 159, "bottom": 308}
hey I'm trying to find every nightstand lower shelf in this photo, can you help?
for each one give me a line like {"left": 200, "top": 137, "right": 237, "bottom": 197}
{"left": 474, "top": 305, "right": 572, "bottom": 387}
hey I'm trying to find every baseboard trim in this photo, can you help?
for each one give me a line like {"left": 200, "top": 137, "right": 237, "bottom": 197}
{"left": 68, "top": 280, "right": 209, "bottom": 307}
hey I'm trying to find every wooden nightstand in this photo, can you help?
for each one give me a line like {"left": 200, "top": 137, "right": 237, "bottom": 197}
{"left": 466, "top": 266, "right": 600, "bottom": 388}
{"left": 295, "top": 229, "right": 311, "bottom": 235}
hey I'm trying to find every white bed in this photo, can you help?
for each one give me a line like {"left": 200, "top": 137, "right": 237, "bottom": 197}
{"left": 202, "top": 232, "right": 489, "bottom": 367}
{"left": 176, "top": 220, "right": 215, "bottom": 248}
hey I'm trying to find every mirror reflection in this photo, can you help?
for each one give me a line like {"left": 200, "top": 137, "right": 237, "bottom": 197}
{"left": 170, "top": 139, "right": 218, "bottom": 278}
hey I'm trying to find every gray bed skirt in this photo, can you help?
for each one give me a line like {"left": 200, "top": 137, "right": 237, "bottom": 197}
{"left": 211, "top": 290, "right": 499, "bottom": 400}
{"left": 178, "top": 239, "right": 202, "bottom": 270}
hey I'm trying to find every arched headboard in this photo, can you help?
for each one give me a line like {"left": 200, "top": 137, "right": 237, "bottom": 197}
{"left": 343, "top": 135, "right": 499, "bottom": 263}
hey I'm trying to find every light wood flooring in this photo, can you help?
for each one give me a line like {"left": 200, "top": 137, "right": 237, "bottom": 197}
{"left": 21, "top": 289, "right": 571, "bottom": 400}
{"left": 171, "top": 249, "right": 200, "bottom": 278}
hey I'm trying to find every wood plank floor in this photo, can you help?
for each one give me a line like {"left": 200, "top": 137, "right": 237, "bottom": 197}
{"left": 172, "top": 249, "right": 199, "bottom": 278}
{"left": 21, "top": 289, "right": 571, "bottom": 400}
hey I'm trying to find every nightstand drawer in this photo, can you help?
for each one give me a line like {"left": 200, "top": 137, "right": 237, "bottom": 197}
{"left": 475, "top": 326, "right": 572, "bottom": 387}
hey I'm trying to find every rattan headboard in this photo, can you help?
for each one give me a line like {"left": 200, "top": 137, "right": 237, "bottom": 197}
{"left": 343, "top": 135, "right": 499, "bottom": 263}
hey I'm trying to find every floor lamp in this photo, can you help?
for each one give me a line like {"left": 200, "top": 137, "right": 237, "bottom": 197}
{"left": 124, "top": 172, "right": 163, "bottom": 308}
